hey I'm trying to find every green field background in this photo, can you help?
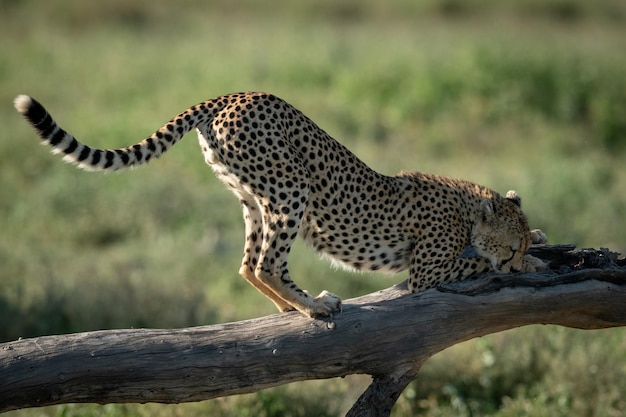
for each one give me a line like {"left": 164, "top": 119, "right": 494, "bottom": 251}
{"left": 1, "top": 1, "right": 625, "bottom": 416}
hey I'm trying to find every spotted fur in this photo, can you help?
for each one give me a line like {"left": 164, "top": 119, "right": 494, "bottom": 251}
{"left": 14, "top": 92, "right": 547, "bottom": 318}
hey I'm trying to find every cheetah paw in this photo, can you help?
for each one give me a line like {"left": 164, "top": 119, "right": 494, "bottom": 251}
{"left": 308, "top": 290, "right": 342, "bottom": 318}
{"left": 522, "top": 254, "right": 549, "bottom": 272}
{"left": 530, "top": 229, "right": 548, "bottom": 245}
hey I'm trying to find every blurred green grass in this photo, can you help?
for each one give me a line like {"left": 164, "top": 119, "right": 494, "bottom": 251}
{"left": 1, "top": 0, "right": 625, "bottom": 416}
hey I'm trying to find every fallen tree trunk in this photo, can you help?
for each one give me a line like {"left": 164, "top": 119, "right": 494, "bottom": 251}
{"left": 1, "top": 245, "right": 625, "bottom": 416}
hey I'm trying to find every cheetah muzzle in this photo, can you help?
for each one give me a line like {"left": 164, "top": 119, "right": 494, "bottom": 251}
{"left": 14, "top": 92, "right": 548, "bottom": 319}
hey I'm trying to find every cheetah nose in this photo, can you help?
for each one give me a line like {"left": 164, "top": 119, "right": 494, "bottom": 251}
{"left": 510, "top": 266, "right": 520, "bottom": 273}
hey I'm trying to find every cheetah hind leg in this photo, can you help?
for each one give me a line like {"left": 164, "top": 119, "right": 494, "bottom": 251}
{"left": 254, "top": 213, "right": 341, "bottom": 317}
{"left": 238, "top": 265, "right": 296, "bottom": 312}
{"left": 238, "top": 199, "right": 296, "bottom": 312}
{"left": 253, "top": 237, "right": 342, "bottom": 318}
{"left": 238, "top": 198, "right": 341, "bottom": 317}
{"left": 249, "top": 252, "right": 342, "bottom": 318}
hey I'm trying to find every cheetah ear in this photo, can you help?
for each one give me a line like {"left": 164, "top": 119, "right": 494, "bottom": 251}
{"left": 479, "top": 199, "right": 494, "bottom": 222}
{"left": 505, "top": 190, "right": 522, "bottom": 208}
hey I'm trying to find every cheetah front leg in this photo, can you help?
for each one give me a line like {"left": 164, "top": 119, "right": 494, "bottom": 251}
{"left": 408, "top": 254, "right": 494, "bottom": 293}
{"left": 407, "top": 241, "right": 548, "bottom": 293}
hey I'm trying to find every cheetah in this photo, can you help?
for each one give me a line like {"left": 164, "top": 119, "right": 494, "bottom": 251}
{"left": 14, "top": 92, "right": 547, "bottom": 318}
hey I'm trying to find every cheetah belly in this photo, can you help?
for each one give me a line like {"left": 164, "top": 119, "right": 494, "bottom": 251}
{"left": 299, "top": 209, "right": 412, "bottom": 274}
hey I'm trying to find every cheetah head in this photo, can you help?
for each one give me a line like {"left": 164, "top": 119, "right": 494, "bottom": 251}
{"left": 470, "top": 190, "right": 532, "bottom": 273}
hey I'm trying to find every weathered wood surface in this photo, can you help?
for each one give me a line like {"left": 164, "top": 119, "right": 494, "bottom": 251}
{"left": 1, "top": 245, "right": 625, "bottom": 416}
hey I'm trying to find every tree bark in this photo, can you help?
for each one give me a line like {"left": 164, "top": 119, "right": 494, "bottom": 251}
{"left": 1, "top": 246, "right": 625, "bottom": 416}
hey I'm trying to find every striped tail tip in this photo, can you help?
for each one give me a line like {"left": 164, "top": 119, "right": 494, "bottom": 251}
{"left": 14, "top": 94, "right": 34, "bottom": 115}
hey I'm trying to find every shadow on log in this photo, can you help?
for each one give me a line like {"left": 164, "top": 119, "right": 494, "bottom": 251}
{"left": 1, "top": 245, "right": 625, "bottom": 416}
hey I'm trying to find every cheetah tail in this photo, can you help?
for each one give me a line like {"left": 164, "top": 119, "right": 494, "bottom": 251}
{"left": 14, "top": 95, "right": 197, "bottom": 171}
